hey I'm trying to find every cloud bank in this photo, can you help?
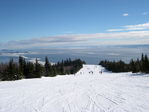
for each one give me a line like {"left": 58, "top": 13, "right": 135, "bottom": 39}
{"left": 1, "top": 30, "right": 149, "bottom": 49}
{"left": 107, "top": 22, "right": 149, "bottom": 32}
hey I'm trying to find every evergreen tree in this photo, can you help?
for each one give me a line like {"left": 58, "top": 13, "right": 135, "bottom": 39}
{"left": 0, "top": 57, "right": 85, "bottom": 80}
{"left": 44, "top": 56, "right": 51, "bottom": 76}
{"left": 24, "top": 62, "right": 34, "bottom": 78}
{"left": 51, "top": 66, "right": 57, "bottom": 76}
{"left": 135, "top": 59, "right": 141, "bottom": 72}
{"left": 1, "top": 59, "right": 21, "bottom": 81}
{"left": 141, "top": 53, "right": 145, "bottom": 72}
{"left": 130, "top": 59, "right": 137, "bottom": 73}
{"left": 18, "top": 56, "right": 25, "bottom": 78}
{"left": 34, "top": 58, "right": 42, "bottom": 78}
{"left": 144, "top": 55, "right": 149, "bottom": 73}
{"left": 60, "top": 65, "right": 65, "bottom": 75}
{"left": 99, "top": 54, "right": 149, "bottom": 74}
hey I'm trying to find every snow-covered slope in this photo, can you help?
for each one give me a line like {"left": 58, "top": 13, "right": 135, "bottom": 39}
{"left": 0, "top": 65, "right": 149, "bottom": 112}
{"left": 75, "top": 64, "right": 105, "bottom": 75}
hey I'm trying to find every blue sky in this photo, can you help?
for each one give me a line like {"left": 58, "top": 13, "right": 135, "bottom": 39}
{"left": 0, "top": 0, "right": 149, "bottom": 49}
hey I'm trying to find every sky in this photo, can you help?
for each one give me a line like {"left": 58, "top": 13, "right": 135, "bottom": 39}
{"left": 0, "top": 0, "right": 149, "bottom": 49}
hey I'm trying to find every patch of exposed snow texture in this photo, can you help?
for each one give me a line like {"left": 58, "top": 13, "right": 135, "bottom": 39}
{"left": 0, "top": 65, "right": 149, "bottom": 112}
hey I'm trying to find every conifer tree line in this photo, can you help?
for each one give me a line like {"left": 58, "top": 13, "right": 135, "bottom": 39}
{"left": 0, "top": 56, "right": 85, "bottom": 81}
{"left": 99, "top": 54, "right": 149, "bottom": 73}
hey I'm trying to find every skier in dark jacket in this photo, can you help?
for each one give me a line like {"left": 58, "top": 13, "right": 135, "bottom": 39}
{"left": 100, "top": 70, "right": 102, "bottom": 74}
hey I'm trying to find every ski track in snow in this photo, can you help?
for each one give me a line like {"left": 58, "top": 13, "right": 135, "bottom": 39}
{"left": 0, "top": 65, "right": 149, "bottom": 112}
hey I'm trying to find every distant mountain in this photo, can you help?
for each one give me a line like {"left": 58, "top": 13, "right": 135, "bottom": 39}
{"left": 0, "top": 49, "right": 28, "bottom": 53}
{"left": 113, "top": 44, "right": 149, "bottom": 48}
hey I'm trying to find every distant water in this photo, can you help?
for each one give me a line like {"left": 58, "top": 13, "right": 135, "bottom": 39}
{"left": 0, "top": 56, "right": 18, "bottom": 63}
{"left": 0, "top": 45, "right": 149, "bottom": 64}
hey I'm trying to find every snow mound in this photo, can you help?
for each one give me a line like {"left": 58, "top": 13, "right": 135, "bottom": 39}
{"left": 0, "top": 65, "right": 149, "bottom": 112}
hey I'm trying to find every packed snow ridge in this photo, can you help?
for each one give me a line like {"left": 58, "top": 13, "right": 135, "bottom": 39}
{"left": 0, "top": 65, "right": 149, "bottom": 112}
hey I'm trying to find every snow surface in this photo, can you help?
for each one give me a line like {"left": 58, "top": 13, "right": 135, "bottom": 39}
{"left": 0, "top": 65, "right": 149, "bottom": 112}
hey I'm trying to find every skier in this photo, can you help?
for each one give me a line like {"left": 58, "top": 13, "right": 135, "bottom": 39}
{"left": 100, "top": 70, "right": 102, "bottom": 74}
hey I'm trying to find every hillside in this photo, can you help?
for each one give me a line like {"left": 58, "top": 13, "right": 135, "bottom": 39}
{"left": 0, "top": 65, "right": 149, "bottom": 112}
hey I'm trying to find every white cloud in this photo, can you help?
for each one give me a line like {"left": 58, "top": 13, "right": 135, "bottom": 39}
{"left": 124, "top": 22, "right": 149, "bottom": 30}
{"left": 107, "top": 29, "right": 124, "bottom": 32}
{"left": 1, "top": 22, "right": 149, "bottom": 49}
{"left": 1, "top": 31, "right": 149, "bottom": 49}
{"left": 122, "top": 13, "right": 129, "bottom": 16}
{"left": 107, "top": 22, "right": 149, "bottom": 32}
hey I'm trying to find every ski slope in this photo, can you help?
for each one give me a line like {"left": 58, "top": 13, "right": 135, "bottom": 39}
{"left": 0, "top": 65, "right": 149, "bottom": 112}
